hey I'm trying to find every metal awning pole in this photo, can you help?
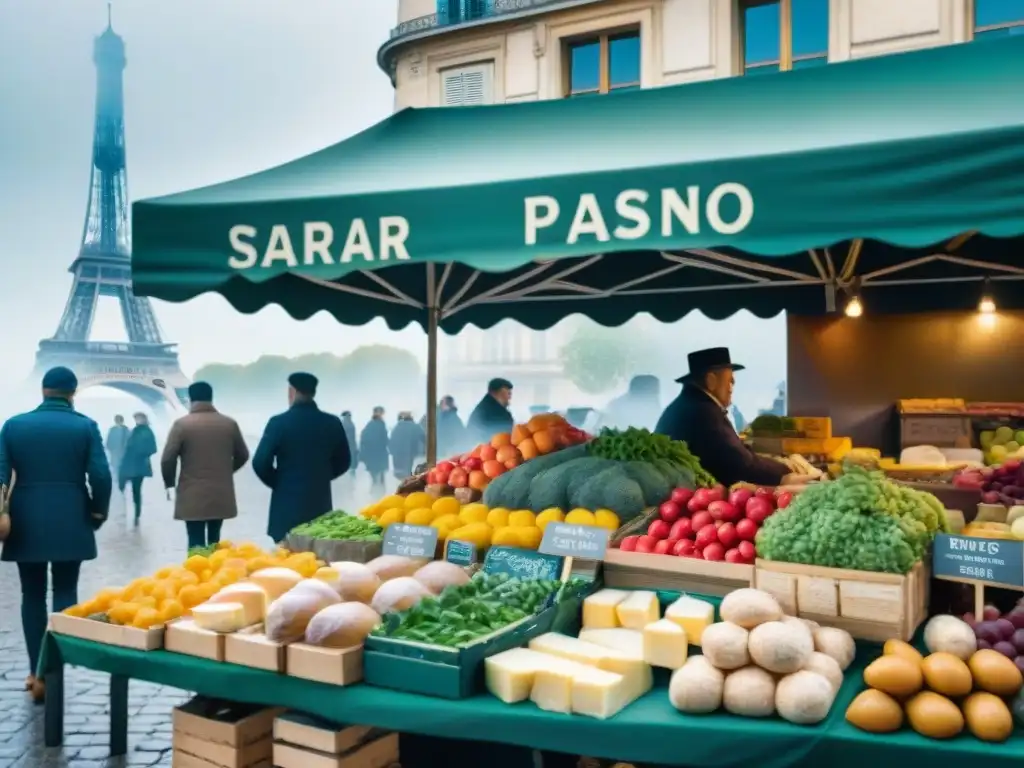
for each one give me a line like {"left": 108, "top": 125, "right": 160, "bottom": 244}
{"left": 426, "top": 264, "right": 439, "bottom": 466}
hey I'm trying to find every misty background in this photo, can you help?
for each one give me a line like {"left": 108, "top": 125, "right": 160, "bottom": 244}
{"left": 0, "top": 0, "right": 786, "bottom": 452}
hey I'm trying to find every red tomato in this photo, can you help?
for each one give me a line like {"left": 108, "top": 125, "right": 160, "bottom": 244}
{"left": 737, "top": 540, "right": 757, "bottom": 562}
{"left": 717, "top": 522, "right": 739, "bottom": 549}
{"left": 702, "top": 542, "right": 725, "bottom": 561}
{"left": 735, "top": 518, "right": 759, "bottom": 541}
{"left": 695, "top": 524, "right": 719, "bottom": 549}
{"left": 776, "top": 491, "right": 794, "bottom": 509}
{"left": 670, "top": 487, "right": 695, "bottom": 506}
{"left": 635, "top": 535, "right": 657, "bottom": 553}
{"left": 654, "top": 538, "right": 678, "bottom": 555}
{"left": 659, "top": 501, "right": 682, "bottom": 523}
{"left": 648, "top": 520, "right": 671, "bottom": 540}
{"left": 672, "top": 539, "right": 697, "bottom": 557}
{"left": 669, "top": 518, "right": 693, "bottom": 540}
{"left": 724, "top": 547, "right": 745, "bottom": 564}
{"left": 619, "top": 535, "right": 640, "bottom": 552}
{"left": 690, "top": 510, "right": 713, "bottom": 531}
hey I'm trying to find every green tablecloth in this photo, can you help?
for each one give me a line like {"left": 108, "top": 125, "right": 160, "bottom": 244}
{"left": 42, "top": 633, "right": 1023, "bottom": 767}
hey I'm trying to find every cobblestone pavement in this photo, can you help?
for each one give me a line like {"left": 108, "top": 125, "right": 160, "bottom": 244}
{"left": 0, "top": 469, "right": 378, "bottom": 768}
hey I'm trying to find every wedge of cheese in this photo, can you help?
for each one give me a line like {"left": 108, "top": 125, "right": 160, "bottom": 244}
{"left": 582, "top": 589, "right": 629, "bottom": 629}
{"left": 530, "top": 657, "right": 597, "bottom": 714}
{"left": 529, "top": 632, "right": 652, "bottom": 699}
{"left": 643, "top": 619, "right": 688, "bottom": 670}
{"left": 484, "top": 648, "right": 561, "bottom": 704}
{"left": 571, "top": 665, "right": 637, "bottom": 720}
{"left": 191, "top": 603, "right": 250, "bottom": 633}
{"left": 206, "top": 582, "right": 267, "bottom": 624}
{"left": 615, "top": 591, "right": 659, "bottom": 630}
{"left": 577, "top": 628, "right": 644, "bottom": 658}
{"left": 664, "top": 595, "right": 715, "bottom": 645}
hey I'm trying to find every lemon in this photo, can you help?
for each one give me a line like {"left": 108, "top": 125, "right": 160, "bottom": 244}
{"left": 536, "top": 508, "right": 565, "bottom": 531}
{"left": 359, "top": 504, "right": 379, "bottom": 519}
{"left": 594, "top": 509, "right": 621, "bottom": 531}
{"left": 377, "top": 494, "right": 405, "bottom": 510}
{"left": 486, "top": 508, "right": 510, "bottom": 528}
{"left": 565, "top": 509, "right": 596, "bottom": 526}
{"left": 459, "top": 503, "right": 490, "bottom": 524}
{"left": 431, "top": 513, "right": 462, "bottom": 529}
{"left": 404, "top": 491, "right": 434, "bottom": 510}
{"left": 491, "top": 526, "right": 522, "bottom": 547}
{"left": 405, "top": 507, "right": 435, "bottom": 526}
{"left": 516, "top": 527, "right": 543, "bottom": 550}
{"left": 378, "top": 508, "right": 406, "bottom": 527}
{"left": 509, "top": 510, "right": 537, "bottom": 528}
{"left": 431, "top": 496, "right": 461, "bottom": 517}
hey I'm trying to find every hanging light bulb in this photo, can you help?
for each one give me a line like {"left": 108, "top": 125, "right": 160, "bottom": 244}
{"left": 844, "top": 295, "right": 863, "bottom": 318}
{"left": 978, "top": 278, "right": 996, "bottom": 314}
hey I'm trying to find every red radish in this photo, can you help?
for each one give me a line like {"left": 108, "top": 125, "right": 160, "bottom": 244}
{"left": 619, "top": 535, "right": 640, "bottom": 552}
{"left": 729, "top": 488, "right": 754, "bottom": 509}
{"left": 724, "top": 547, "right": 745, "bottom": 564}
{"left": 689, "top": 488, "right": 713, "bottom": 511}
{"left": 635, "top": 535, "right": 657, "bottom": 554}
{"left": 735, "top": 518, "right": 758, "bottom": 541}
{"left": 436, "top": 461, "right": 454, "bottom": 473}
{"left": 737, "top": 540, "right": 756, "bottom": 562}
{"left": 754, "top": 487, "right": 774, "bottom": 500}
{"left": 648, "top": 520, "right": 671, "bottom": 540}
{"left": 673, "top": 539, "right": 697, "bottom": 557}
{"left": 745, "top": 497, "right": 774, "bottom": 524}
{"left": 448, "top": 467, "right": 469, "bottom": 488}
{"left": 707, "top": 485, "right": 726, "bottom": 503}
{"left": 659, "top": 501, "right": 683, "bottom": 523}
{"left": 670, "top": 487, "right": 695, "bottom": 506}
{"left": 691, "top": 510, "right": 713, "bottom": 531}
{"left": 695, "top": 524, "right": 719, "bottom": 548}
{"left": 717, "top": 522, "right": 739, "bottom": 549}
{"left": 463, "top": 457, "right": 483, "bottom": 471}
{"left": 654, "top": 538, "right": 678, "bottom": 555}
{"left": 435, "top": 468, "right": 451, "bottom": 484}
{"left": 776, "top": 491, "right": 794, "bottom": 509}
{"left": 702, "top": 542, "right": 725, "bottom": 561}
{"left": 426, "top": 469, "right": 439, "bottom": 485}
{"left": 707, "top": 500, "right": 740, "bottom": 522}
{"left": 669, "top": 518, "right": 694, "bottom": 540}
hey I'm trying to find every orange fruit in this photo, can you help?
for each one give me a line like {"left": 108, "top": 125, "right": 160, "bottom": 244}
{"left": 184, "top": 555, "right": 209, "bottom": 574}
{"left": 468, "top": 470, "right": 490, "bottom": 491}
{"left": 159, "top": 599, "right": 184, "bottom": 623}
{"left": 511, "top": 424, "right": 532, "bottom": 446}
{"left": 532, "top": 429, "right": 557, "bottom": 455}
{"left": 132, "top": 607, "right": 162, "bottom": 630}
{"left": 518, "top": 439, "right": 539, "bottom": 460}
{"left": 490, "top": 432, "right": 512, "bottom": 448}
{"left": 482, "top": 460, "right": 505, "bottom": 479}
{"left": 177, "top": 585, "right": 203, "bottom": 609}
{"left": 495, "top": 445, "right": 521, "bottom": 464}
{"left": 478, "top": 444, "right": 498, "bottom": 461}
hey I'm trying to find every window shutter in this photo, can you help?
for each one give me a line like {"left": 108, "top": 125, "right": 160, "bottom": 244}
{"left": 442, "top": 71, "right": 466, "bottom": 106}
{"left": 440, "top": 63, "right": 494, "bottom": 107}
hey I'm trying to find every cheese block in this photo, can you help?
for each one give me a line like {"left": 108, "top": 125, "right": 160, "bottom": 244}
{"left": 206, "top": 582, "right": 267, "bottom": 624}
{"left": 582, "top": 589, "right": 629, "bottom": 629}
{"left": 571, "top": 665, "right": 637, "bottom": 720}
{"left": 484, "top": 648, "right": 561, "bottom": 704}
{"left": 578, "top": 628, "right": 644, "bottom": 658}
{"left": 643, "top": 619, "right": 688, "bottom": 670}
{"left": 191, "top": 602, "right": 250, "bottom": 633}
{"left": 615, "top": 591, "right": 659, "bottom": 630}
{"left": 531, "top": 656, "right": 595, "bottom": 714}
{"left": 247, "top": 567, "right": 303, "bottom": 601}
{"left": 664, "top": 595, "right": 715, "bottom": 645}
{"left": 530, "top": 632, "right": 652, "bottom": 699}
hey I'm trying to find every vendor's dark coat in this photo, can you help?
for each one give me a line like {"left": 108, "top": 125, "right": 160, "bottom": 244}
{"left": 359, "top": 418, "right": 390, "bottom": 474}
{"left": 390, "top": 420, "right": 425, "bottom": 477}
{"left": 466, "top": 394, "right": 514, "bottom": 446}
{"left": 655, "top": 385, "right": 788, "bottom": 487}
{"left": 0, "top": 398, "right": 112, "bottom": 563}
{"left": 253, "top": 401, "right": 351, "bottom": 542}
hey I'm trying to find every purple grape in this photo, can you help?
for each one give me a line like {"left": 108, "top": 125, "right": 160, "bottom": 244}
{"left": 976, "top": 621, "right": 1002, "bottom": 645}
{"left": 963, "top": 612, "right": 978, "bottom": 628}
{"left": 978, "top": 639, "right": 993, "bottom": 650}
{"left": 984, "top": 605, "right": 1002, "bottom": 622}
{"left": 996, "top": 618, "right": 1016, "bottom": 639}
{"left": 994, "top": 641, "right": 1017, "bottom": 659}
{"left": 1014, "top": 629, "right": 1024, "bottom": 653}
{"left": 1015, "top": 656, "right": 1024, "bottom": 675}
{"left": 1008, "top": 609, "right": 1024, "bottom": 629}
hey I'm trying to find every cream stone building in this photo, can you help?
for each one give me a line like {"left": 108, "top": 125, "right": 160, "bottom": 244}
{"left": 378, "top": 0, "right": 1022, "bottom": 412}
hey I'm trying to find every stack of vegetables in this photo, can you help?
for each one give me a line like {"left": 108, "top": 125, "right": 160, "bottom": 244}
{"left": 755, "top": 466, "right": 949, "bottom": 573}
{"left": 290, "top": 510, "right": 383, "bottom": 542}
{"left": 482, "top": 427, "right": 713, "bottom": 521}
{"left": 846, "top": 614, "right": 1023, "bottom": 743}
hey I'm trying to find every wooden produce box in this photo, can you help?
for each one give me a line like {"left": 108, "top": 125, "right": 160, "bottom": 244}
{"left": 287, "top": 643, "right": 363, "bottom": 686}
{"left": 274, "top": 731, "right": 398, "bottom": 768}
{"left": 898, "top": 411, "right": 973, "bottom": 449}
{"left": 753, "top": 559, "right": 929, "bottom": 642}
{"left": 172, "top": 697, "right": 280, "bottom": 768}
{"left": 166, "top": 619, "right": 226, "bottom": 661}
{"left": 49, "top": 613, "right": 163, "bottom": 650}
{"left": 224, "top": 625, "right": 287, "bottom": 672}
{"left": 311, "top": 539, "right": 383, "bottom": 564}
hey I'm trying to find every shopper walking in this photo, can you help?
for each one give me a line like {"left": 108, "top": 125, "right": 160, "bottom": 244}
{"left": 435, "top": 395, "right": 467, "bottom": 459}
{"left": 466, "top": 378, "right": 514, "bottom": 445}
{"left": 0, "top": 366, "right": 111, "bottom": 702}
{"left": 390, "top": 412, "right": 425, "bottom": 480}
{"left": 118, "top": 412, "right": 157, "bottom": 525}
{"left": 253, "top": 373, "right": 350, "bottom": 544}
{"left": 359, "top": 407, "right": 390, "bottom": 491}
{"left": 161, "top": 382, "right": 250, "bottom": 551}
{"left": 105, "top": 414, "right": 129, "bottom": 486}
{"left": 341, "top": 411, "right": 359, "bottom": 476}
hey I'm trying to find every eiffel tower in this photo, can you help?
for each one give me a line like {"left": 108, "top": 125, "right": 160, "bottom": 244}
{"left": 34, "top": 8, "right": 190, "bottom": 412}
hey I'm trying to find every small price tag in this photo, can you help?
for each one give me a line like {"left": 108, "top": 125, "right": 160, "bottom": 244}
{"left": 483, "top": 547, "right": 563, "bottom": 580}
{"left": 539, "top": 523, "right": 609, "bottom": 560}
{"left": 445, "top": 540, "right": 476, "bottom": 566}
{"left": 932, "top": 534, "right": 1024, "bottom": 588}
{"left": 382, "top": 524, "right": 438, "bottom": 559}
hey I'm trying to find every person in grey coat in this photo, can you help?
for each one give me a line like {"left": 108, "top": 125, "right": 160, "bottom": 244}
{"left": 161, "top": 382, "right": 250, "bottom": 551}
{"left": 105, "top": 414, "right": 129, "bottom": 485}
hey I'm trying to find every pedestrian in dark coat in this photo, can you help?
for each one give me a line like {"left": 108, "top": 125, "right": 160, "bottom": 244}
{"left": 105, "top": 414, "right": 129, "bottom": 485}
{"left": 390, "top": 412, "right": 425, "bottom": 479}
{"left": 359, "top": 407, "right": 390, "bottom": 490}
{"left": 601, "top": 375, "right": 662, "bottom": 431}
{"left": 253, "top": 373, "right": 350, "bottom": 544}
{"left": 161, "top": 382, "right": 250, "bottom": 551}
{"left": 0, "top": 366, "right": 111, "bottom": 699}
{"left": 466, "top": 378, "right": 514, "bottom": 446}
{"left": 436, "top": 395, "right": 467, "bottom": 459}
{"left": 341, "top": 411, "right": 359, "bottom": 473}
{"left": 655, "top": 348, "right": 795, "bottom": 488}
{"left": 119, "top": 412, "right": 158, "bottom": 525}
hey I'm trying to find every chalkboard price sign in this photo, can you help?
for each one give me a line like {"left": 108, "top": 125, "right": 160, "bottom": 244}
{"left": 483, "top": 546, "right": 563, "bottom": 581}
{"left": 539, "top": 523, "right": 609, "bottom": 560}
{"left": 932, "top": 534, "right": 1024, "bottom": 588}
{"left": 445, "top": 540, "right": 476, "bottom": 567}
{"left": 382, "top": 524, "right": 438, "bottom": 559}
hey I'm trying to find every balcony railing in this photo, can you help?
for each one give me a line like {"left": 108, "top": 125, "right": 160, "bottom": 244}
{"left": 390, "top": 0, "right": 577, "bottom": 39}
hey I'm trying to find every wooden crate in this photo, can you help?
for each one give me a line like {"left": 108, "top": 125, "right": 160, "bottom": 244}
{"left": 753, "top": 559, "right": 929, "bottom": 642}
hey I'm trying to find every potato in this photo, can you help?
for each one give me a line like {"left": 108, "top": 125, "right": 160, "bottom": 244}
{"left": 776, "top": 670, "right": 836, "bottom": 725}
{"left": 719, "top": 589, "right": 783, "bottom": 629}
{"left": 802, "top": 652, "right": 843, "bottom": 693}
{"left": 303, "top": 602, "right": 381, "bottom": 648}
{"left": 668, "top": 656, "right": 724, "bottom": 714}
{"left": 921, "top": 652, "right": 972, "bottom": 698}
{"left": 325, "top": 561, "right": 381, "bottom": 603}
{"left": 963, "top": 691, "right": 1014, "bottom": 743}
{"left": 905, "top": 691, "right": 964, "bottom": 739}
{"left": 748, "top": 621, "right": 813, "bottom": 674}
{"left": 700, "top": 622, "right": 750, "bottom": 671}
{"left": 968, "top": 648, "right": 1024, "bottom": 697}
{"left": 723, "top": 667, "right": 775, "bottom": 718}
{"left": 812, "top": 626, "right": 856, "bottom": 671}
{"left": 845, "top": 689, "right": 903, "bottom": 733}
{"left": 863, "top": 655, "right": 923, "bottom": 698}
{"left": 923, "top": 615, "right": 976, "bottom": 661}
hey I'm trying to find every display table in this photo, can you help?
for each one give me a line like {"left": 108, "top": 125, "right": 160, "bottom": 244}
{"left": 39, "top": 633, "right": 1024, "bottom": 767}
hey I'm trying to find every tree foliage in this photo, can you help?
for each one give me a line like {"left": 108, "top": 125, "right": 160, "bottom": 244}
{"left": 560, "top": 326, "right": 658, "bottom": 394}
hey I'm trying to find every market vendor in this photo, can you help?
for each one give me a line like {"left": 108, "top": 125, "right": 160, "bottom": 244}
{"left": 655, "top": 347, "right": 808, "bottom": 487}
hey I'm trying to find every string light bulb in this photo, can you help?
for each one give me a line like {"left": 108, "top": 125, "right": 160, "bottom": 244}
{"left": 844, "top": 295, "right": 863, "bottom": 318}
{"left": 979, "top": 278, "right": 996, "bottom": 314}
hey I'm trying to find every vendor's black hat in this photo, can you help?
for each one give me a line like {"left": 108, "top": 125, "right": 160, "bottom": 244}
{"left": 288, "top": 372, "right": 318, "bottom": 396}
{"left": 676, "top": 347, "right": 745, "bottom": 384}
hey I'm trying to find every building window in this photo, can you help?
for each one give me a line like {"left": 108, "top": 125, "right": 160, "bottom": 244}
{"left": 437, "top": 0, "right": 489, "bottom": 25}
{"left": 440, "top": 63, "right": 494, "bottom": 106}
{"left": 739, "top": 0, "right": 828, "bottom": 74}
{"left": 973, "top": 0, "right": 1024, "bottom": 39}
{"left": 565, "top": 30, "right": 641, "bottom": 96}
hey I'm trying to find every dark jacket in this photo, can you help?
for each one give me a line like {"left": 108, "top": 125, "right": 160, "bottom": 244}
{"left": 253, "top": 400, "right": 350, "bottom": 542}
{"left": 655, "top": 386, "right": 788, "bottom": 487}
{"left": 341, "top": 416, "right": 359, "bottom": 468}
{"left": 119, "top": 424, "right": 158, "bottom": 481}
{"left": 105, "top": 423, "right": 129, "bottom": 457}
{"left": 0, "top": 398, "right": 112, "bottom": 563}
{"left": 466, "top": 394, "right": 513, "bottom": 446}
{"left": 390, "top": 420, "right": 425, "bottom": 477}
{"left": 359, "top": 418, "right": 390, "bottom": 474}
{"left": 437, "top": 407, "right": 467, "bottom": 459}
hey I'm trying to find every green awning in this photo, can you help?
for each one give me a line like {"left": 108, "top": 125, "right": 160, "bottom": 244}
{"left": 132, "top": 35, "right": 1024, "bottom": 331}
